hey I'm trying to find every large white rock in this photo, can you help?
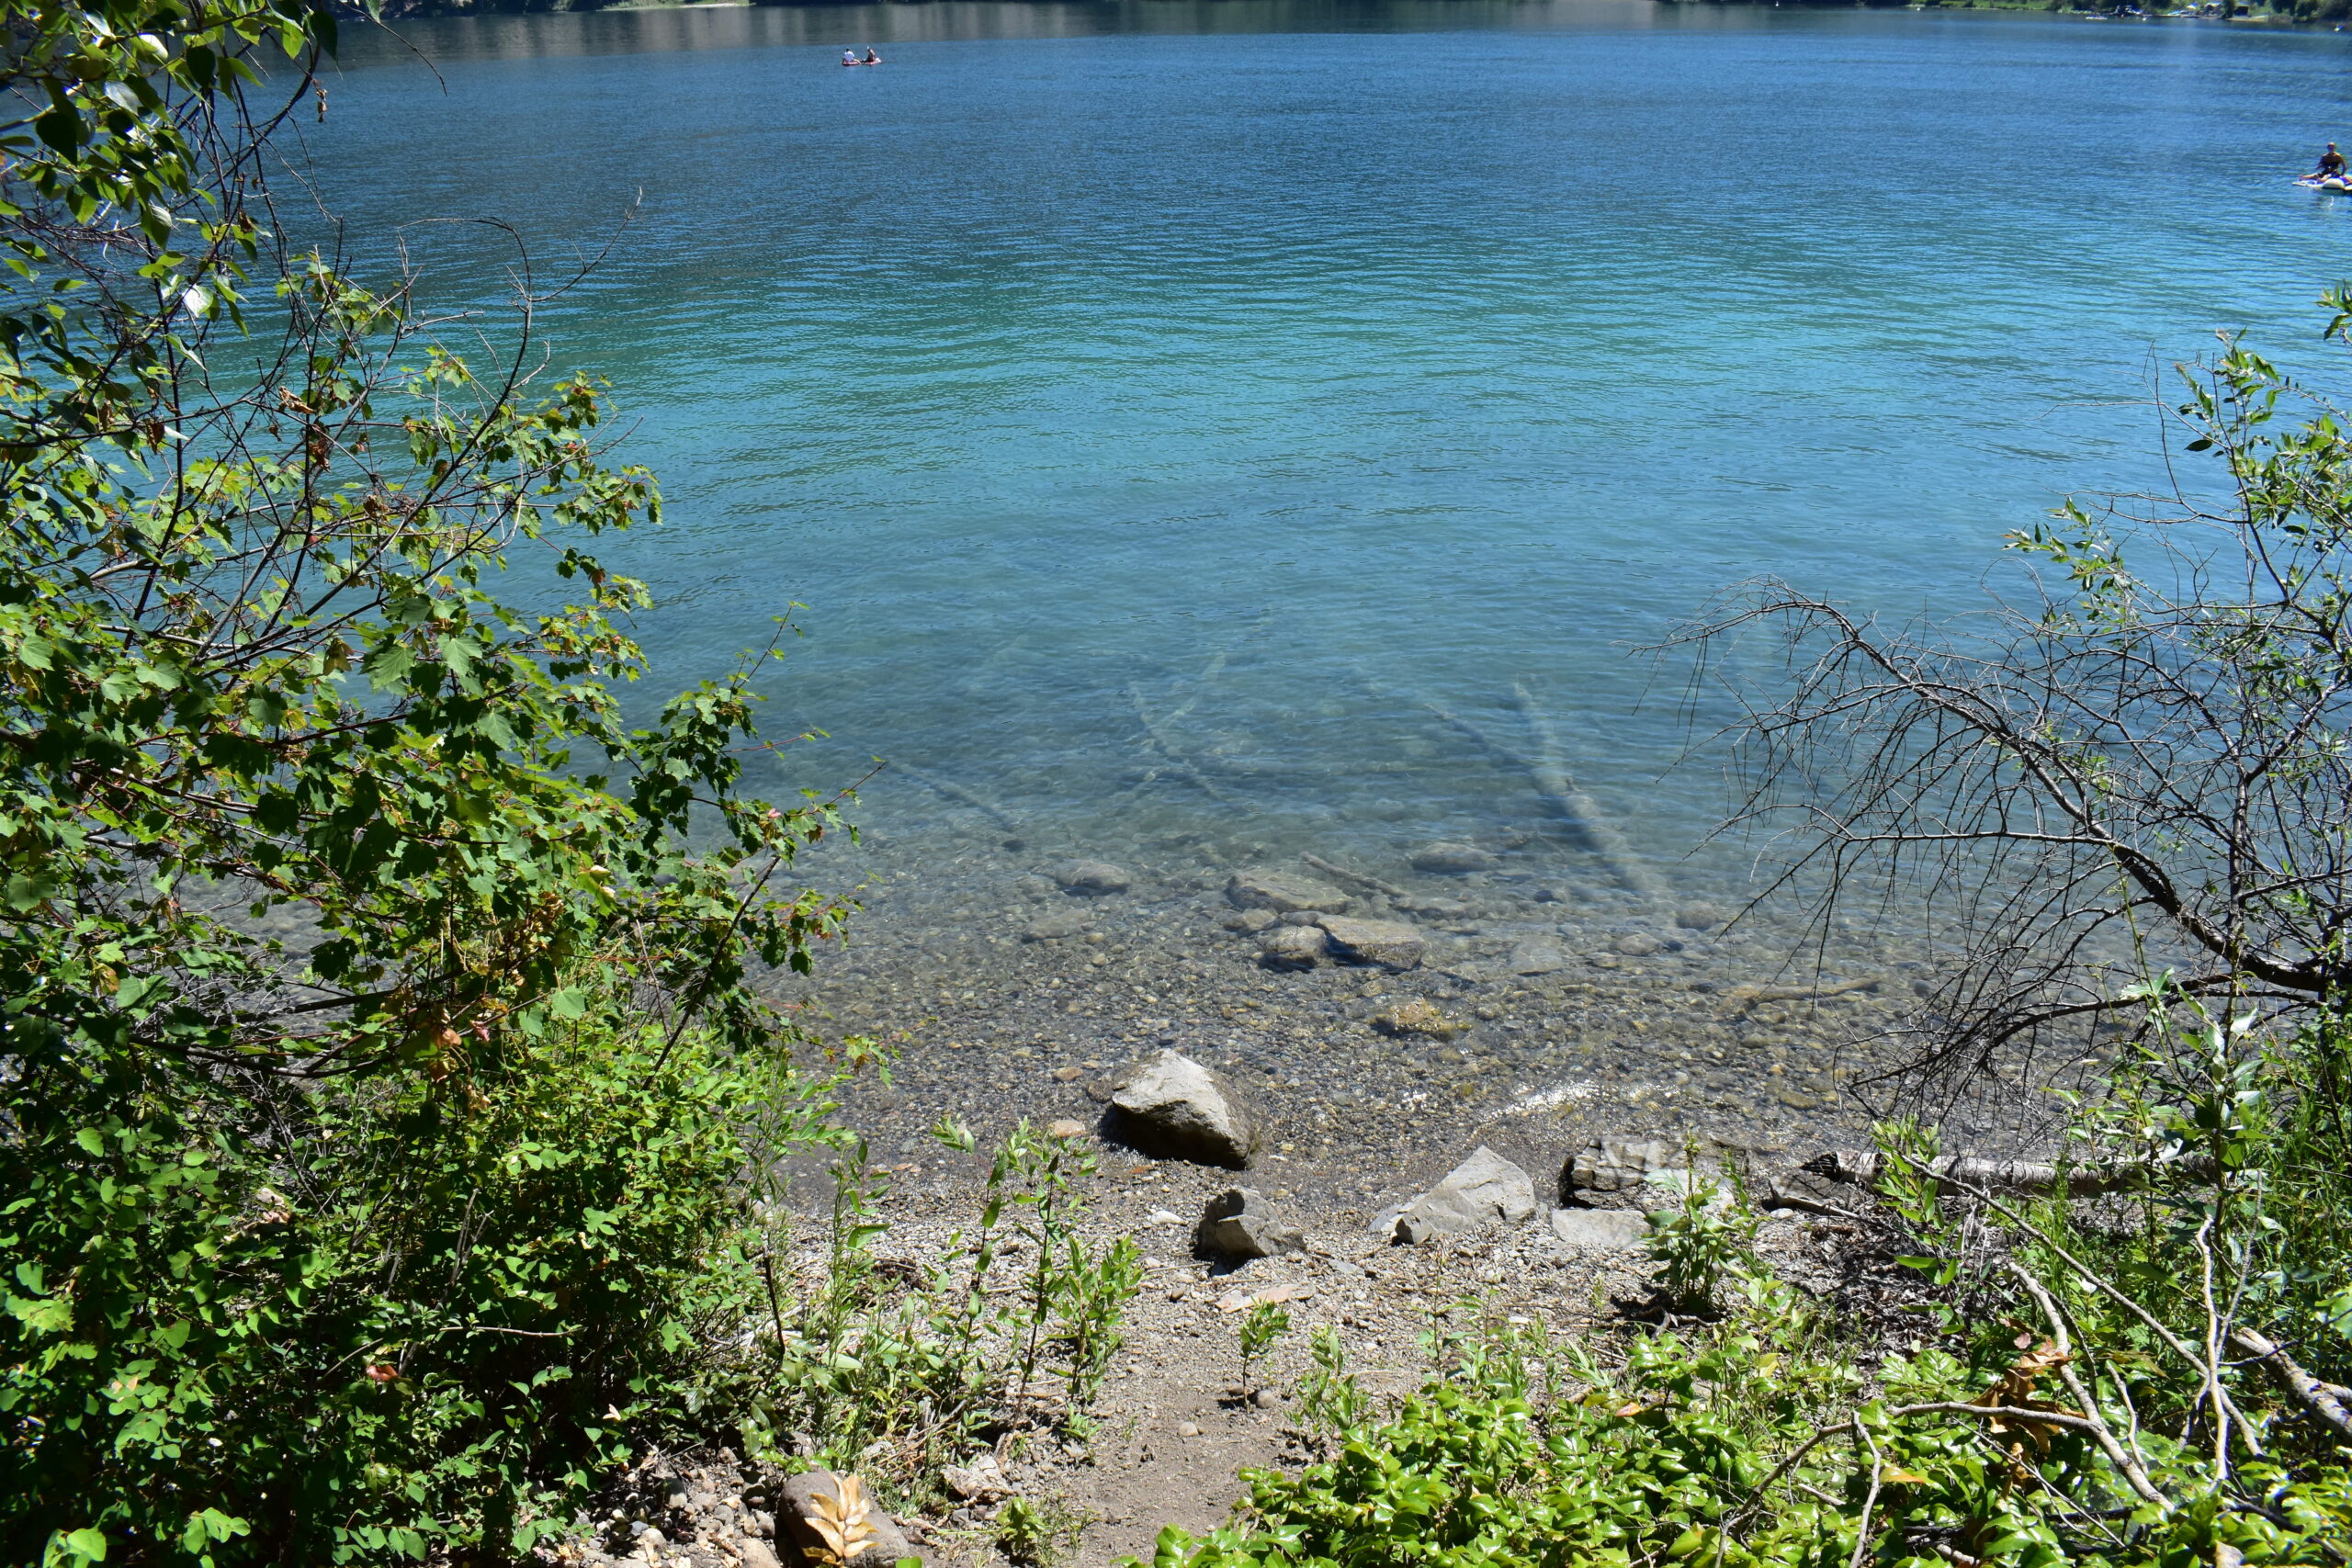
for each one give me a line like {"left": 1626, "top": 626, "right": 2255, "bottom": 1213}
{"left": 1106, "top": 1050, "right": 1263, "bottom": 1168}
{"left": 1385, "top": 1145, "right": 1536, "bottom": 1243}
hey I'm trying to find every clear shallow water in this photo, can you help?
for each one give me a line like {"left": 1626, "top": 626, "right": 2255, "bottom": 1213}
{"left": 308, "top": 2, "right": 2352, "bottom": 898}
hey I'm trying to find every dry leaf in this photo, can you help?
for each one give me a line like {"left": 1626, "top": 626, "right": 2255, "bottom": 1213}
{"left": 808, "top": 1473, "right": 877, "bottom": 1563}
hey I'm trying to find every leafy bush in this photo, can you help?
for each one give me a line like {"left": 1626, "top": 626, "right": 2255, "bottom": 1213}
{"left": 0, "top": 1, "right": 855, "bottom": 1561}
{"left": 1644, "top": 1151, "right": 1763, "bottom": 1316}
{"left": 724, "top": 1120, "right": 1144, "bottom": 1506}
{"left": 1146, "top": 1252, "right": 2352, "bottom": 1568}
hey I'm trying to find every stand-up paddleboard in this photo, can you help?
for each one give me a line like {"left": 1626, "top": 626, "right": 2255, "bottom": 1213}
{"left": 2298, "top": 175, "right": 2352, "bottom": 192}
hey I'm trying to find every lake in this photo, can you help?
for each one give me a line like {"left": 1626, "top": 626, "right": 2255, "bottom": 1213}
{"left": 311, "top": 0, "right": 2351, "bottom": 896}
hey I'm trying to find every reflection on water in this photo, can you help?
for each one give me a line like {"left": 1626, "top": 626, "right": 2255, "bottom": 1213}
{"left": 349, "top": 0, "right": 1709, "bottom": 66}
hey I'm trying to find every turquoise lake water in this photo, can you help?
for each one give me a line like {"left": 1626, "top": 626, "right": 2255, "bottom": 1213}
{"left": 312, "top": 1, "right": 2352, "bottom": 896}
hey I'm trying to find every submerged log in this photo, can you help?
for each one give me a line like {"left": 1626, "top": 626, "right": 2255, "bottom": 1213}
{"left": 1418, "top": 685, "right": 1660, "bottom": 899}
{"left": 1509, "top": 680, "right": 1664, "bottom": 899}
{"left": 1127, "top": 682, "right": 1227, "bottom": 802}
{"left": 1161, "top": 647, "right": 1230, "bottom": 725}
{"left": 1301, "top": 852, "right": 1407, "bottom": 899}
{"left": 1727, "top": 976, "right": 1884, "bottom": 1007}
{"left": 892, "top": 761, "right": 1023, "bottom": 838}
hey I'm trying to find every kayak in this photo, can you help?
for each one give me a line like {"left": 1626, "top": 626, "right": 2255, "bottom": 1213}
{"left": 2299, "top": 175, "right": 2352, "bottom": 192}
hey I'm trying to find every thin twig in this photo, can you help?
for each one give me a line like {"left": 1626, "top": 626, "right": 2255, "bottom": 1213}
{"left": 1847, "top": 1415, "right": 1883, "bottom": 1568}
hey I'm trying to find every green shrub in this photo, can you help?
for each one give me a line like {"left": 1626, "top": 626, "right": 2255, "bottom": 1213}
{"left": 725, "top": 1121, "right": 1145, "bottom": 1505}
{"left": 1644, "top": 1150, "right": 1763, "bottom": 1316}
{"left": 1146, "top": 1275, "right": 2352, "bottom": 1568}
{"left": 0, "top": 1, "right": 854, "bottom": 1560}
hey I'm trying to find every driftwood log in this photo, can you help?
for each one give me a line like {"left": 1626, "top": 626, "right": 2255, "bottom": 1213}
{"left": 1802, "top": 1149, "right": 2219, "bottom": 1197}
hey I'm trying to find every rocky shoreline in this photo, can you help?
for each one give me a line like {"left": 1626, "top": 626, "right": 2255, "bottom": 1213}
{"left": 769, "top": 825, "right": 2112, "bottom": 1218}
{"left": 560, "top": 1117, "right": 1894, "bottom": 1568}
{"left": 571, "top": 820, "right": 2132, "bottom": 1568}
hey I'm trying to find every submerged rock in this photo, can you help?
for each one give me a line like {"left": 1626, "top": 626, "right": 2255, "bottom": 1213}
{"left": 1227, "top": 870, "right": 1350, "bottom": 914}
{"left": 1676, "top": 902, "right": 1730, "bottom": 931}
{"left": 1104, "top": 1049, "right": 1263, "bottom": 1167}
{"left": 1369, "top": 998, "right": 1470, "bottom": 1042}
{"left": 1050, "top": 859, "right": 1133, "bottom": 896}
{"left": 1611, "top": 931, "right": 1667, "bottom": 957}
{"left": 1409, "top": 841, "right": 1499, "bottom": 874}
{"left": 1259, "top": 923, "right": 1329, "bottom": 969}
{"left": 1022, "top": 909, "right": 1092, "bottom": 942}
{"left": 1316, "top": 914, "right": 1426, "bottom": 970}
{"left": 1196, "top": 1187, "right": 1306, "bottom": 1260}
{"left": 1221, "top": 908, "right": 1278, "bottom": 934}
{"left": 1506, "top": 935, "right": 1575, "bottom": 975}
{"left": 1382, "top": 1145, "right": 1537, "bottom": 1243}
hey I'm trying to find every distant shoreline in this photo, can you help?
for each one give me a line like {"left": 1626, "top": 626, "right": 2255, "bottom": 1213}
{"left": 361, "top": 0, "right": 2352, "bottom": 28}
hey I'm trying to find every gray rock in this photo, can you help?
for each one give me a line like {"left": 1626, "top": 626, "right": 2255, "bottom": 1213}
{"left": 1532, "top": 885, "right": 1572, "bottom": 905}
{"left": 1506, "top": 936, "right": 1575, "bottom": 976}
{"left": 1315, "top": 914, "right": 1426, "bottom": 970}
{"left": 1051, "top": 859, "right": 1132, "bottom": 896}
{"left": 1258, "top": 923, "right": 1329, "bottom": 969}
{"left": 1022, "top": 910, "right": 1091, "bottom": 942}
{"left": 1105, "top": 1050, "right": 1263, "bottom": 1167}
{"left": 1221, "top": 908, "right": 1278, "bottom": 934}
{"left": 1386, "top": 1145, "right": 1536, "bottom": 1243}
{"left": 738, "top": 1540, "right": 781, "bottom": 1568}
{"left": 1550, "top": 1208, "right": 1652, "bottom": 1250}
{"left": 942, "top": 1452, "right": 1008, "bottom": 1501}
{"left": 776, "top": 1470, "right": 923, "bottom": 1568}
{"left": 1409, "top": 841, "right": 1499, "bottom": 874}
{"left": 747, "top": 1509, "right": 775, "bottom": 1539}
{"left": 1227, "top": 870, "right": 1350, "bottom": 914}
{"left": 1676, "top": 902, "right": 1729, "bottom": 931}
{"left": 636, "top": 1529, "right": 667, "bottom": 1551}
{"left": 1566, "top": 1136, "right": 1683, "bottom": 1194}
{"left": 1196, "top": 1187, "right": 1305, "bottom": 1259}
{"left": 1611, "top": 931, "right": 1666, "bottom": 957}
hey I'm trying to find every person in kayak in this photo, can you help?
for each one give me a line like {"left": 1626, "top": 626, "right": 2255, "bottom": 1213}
{"left": 2318, "top": 142, "right": 2346, "bottom": 178}
{"left": 842, "top": 49, "right": 858, "bottom": 64}
{"left": 864, "top": 47, "right": 882, "bottom": 62}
